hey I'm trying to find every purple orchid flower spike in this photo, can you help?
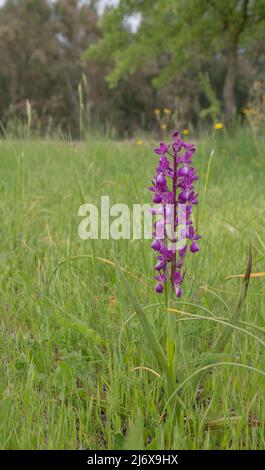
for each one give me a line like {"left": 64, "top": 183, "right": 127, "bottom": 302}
{"left": 149, "top": 130, "right": 201, "bottom": 296}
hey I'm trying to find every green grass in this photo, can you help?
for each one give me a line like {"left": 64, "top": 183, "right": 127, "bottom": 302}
{"left": 0, "top": 128, "right": 265, "bottom": 450}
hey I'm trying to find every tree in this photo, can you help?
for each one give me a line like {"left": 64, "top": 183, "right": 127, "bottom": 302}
{"left": 0, "top": 0, "right": 163, "bottom": 136}
{"left": 0, "top": 0, "right": 56, "bottom": 125}
{"left": 0, "top": 0, "right": 101, "bottom": 135}
{"left": 53, "top": 0, "right": 100, "bottom": 133}
{"left": 87, "top": 0, "right": 265, "bottom": 123}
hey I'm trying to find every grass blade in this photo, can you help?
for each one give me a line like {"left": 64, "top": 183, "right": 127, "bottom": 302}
{"left": 191, "top": 243, "right": 253, "bottom": 389}
{"left": 214, "top": 242, "right": 253, "bottom": 352}
{"left": 114, "top": 257, "right": 175, "bottom": 395}
{"left": 166, "top": 308, "right": 265, "bottom": 348}
{"left": 225, "top": 272, "right": 265, "bottom": 280}
{"left": 159, "top": 361, "right": 265, "bottom": 423}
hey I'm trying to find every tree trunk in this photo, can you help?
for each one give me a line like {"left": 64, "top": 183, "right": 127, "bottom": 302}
{"left": 223, "top": 40, "right": 238, "bottom": 123}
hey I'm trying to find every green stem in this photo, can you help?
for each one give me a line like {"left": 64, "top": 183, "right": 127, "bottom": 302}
{"left": 167, "top": 149, "right": 177, "bottom": 378}
{"left": 115, "top": 257, "right": 175, "bottom": 397}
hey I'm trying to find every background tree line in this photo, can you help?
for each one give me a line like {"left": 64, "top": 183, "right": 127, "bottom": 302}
{"left": 0, "top": 0, "right": 264, "bottom": 137}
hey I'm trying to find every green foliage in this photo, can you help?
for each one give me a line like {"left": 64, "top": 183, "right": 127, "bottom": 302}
{"left": 0, "top": 0, "right": 101, "bottom": 136}
{"left": 1, "top": 0, "right": 265, "bottom": 134}
{"left": 199, "top": 73, "right": 221, "bottom": 122}
{"left": 85, "top": 0, "right": 265, "bottom": 122}
{"left": 123, "top": 411, "right": 144, "bottom": 450}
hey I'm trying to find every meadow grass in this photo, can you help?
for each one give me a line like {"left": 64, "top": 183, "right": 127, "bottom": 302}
{"left": 0, "top": 127, "right": 265, "bottom": 449}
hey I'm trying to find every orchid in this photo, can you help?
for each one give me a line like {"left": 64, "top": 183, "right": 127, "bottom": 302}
{"left": 149, "top": 130, "right": 201, "bottom": 297}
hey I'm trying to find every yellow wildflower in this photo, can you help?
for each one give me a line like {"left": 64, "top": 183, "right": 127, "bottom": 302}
{"left": 214, "top": 122, "right": 224, "bottom": 130}
{"left": 163, "top": 108, "right": 171, "bottom": 115}
{"left": 154, "top": 108, "right": 160, "bottom": 115}
{"left": 135, "top": 139, "right": 144, "bottom": 146}
{"left": 183, "top": 129, "right": 189, "bottom": 136}
{"left": 160, "top": 123, "right": 167, "bottom": 130}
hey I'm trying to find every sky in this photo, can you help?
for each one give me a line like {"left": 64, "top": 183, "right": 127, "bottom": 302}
{"left": 97, "top": 0, "right": 119, "bottom": 15}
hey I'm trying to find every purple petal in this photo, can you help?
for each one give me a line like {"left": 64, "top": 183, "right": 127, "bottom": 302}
{"left": 151, "top": 239, "right": 161, "bottom": 251}
{"left": 155, "top": 283, "right": 164, "bottom": 294}
{"left": 175, "top": 285, "right": 182, "bottom": 297}
{"left": 153, "top": 194, "right": 162, "bottom": 203}
{"left": 190, "top": 241, "right": 200, "bottom": 253}
{"left": 179, "top": 191, "right": 190, "bottom": 203}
